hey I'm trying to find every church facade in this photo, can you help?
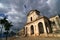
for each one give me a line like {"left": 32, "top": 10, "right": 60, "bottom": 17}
{"left": 24, "top": 10, "right": 60, "bottom": 36}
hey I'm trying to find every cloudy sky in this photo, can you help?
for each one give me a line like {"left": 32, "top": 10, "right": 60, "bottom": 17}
{"left": 0, "top": 0, "right": 60, "bottom": 32}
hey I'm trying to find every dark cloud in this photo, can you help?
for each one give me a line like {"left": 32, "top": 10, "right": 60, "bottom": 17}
{"left": 0, "top": 0, "right": 60, "bottom": 32}
{"left": 56, "top": 0, "right": 60, "bottom": 14}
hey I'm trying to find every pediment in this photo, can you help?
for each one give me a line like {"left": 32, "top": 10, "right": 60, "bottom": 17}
{"left": 27, "top": 10, "right": 40, "bottom": 16}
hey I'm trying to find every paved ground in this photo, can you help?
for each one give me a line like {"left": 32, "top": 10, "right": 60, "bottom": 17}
{"left": 0, "top": 36, "right": 60, "bottom": 40}
{"left": 8, "top": 36, "right": 60, "bottom": 40}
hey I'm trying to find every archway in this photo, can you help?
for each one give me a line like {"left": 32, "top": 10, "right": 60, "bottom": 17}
{"left": 31, "top": 25, "right": 34, "bottom": 35}
{"left": 45, "top": 22, "right": 52, "bottom": 33}
{"left": 38, "top": 22, "right": 44, "bottom": 34}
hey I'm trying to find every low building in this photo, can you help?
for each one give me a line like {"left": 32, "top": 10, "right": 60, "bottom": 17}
{"left": 50, "top": 15, "right": 60, "bottom": 32}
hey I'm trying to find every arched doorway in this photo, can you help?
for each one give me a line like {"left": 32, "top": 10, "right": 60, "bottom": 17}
{"left": 45, "top": 22, "right": 52, "bottom": 33}
{"left": 31, "top": 25, "right": 34, "bottom": 35}
{"left": 38, "top": 22, "right": 44, "bottom": 34}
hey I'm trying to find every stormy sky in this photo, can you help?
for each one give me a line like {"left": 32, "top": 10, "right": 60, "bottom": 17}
{"left": 0, "top": 0, "right": 60, "bottom": 32}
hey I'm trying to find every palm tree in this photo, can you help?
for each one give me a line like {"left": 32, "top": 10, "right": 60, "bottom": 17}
{"left": 4, "top": 22, "right": 13, "bottom": 40}
{"left": 0, "top": 17, "right": 8, "bottom": 39}
{"left": 0, "top": 17, "right": 13, "bottom": 40}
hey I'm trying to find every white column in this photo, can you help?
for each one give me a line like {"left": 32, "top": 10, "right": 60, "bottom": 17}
{"left": 42, "top": 21, "right": 47, "bottom": 35}
{"left": 35, "top": 25, "right": 39, "bottom": 36}
{"left": 25, "top": 27, "right": 27, "bottom": 36}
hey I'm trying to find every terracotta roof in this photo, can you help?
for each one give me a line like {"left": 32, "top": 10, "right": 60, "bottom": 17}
{"left": 27, "top": 10, "right": 40, "bottom": 16}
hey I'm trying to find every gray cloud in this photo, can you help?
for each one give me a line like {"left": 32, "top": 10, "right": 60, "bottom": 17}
{"left": 0, "top": 0, "right": 60, "bottom": 32}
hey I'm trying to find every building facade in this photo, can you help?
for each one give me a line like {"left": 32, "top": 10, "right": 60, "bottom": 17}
{"left": 24, "top": 10, "right": 60, "bottom": 36}
{"left": 50, "top": 15, "right": 60, "bottom": 32}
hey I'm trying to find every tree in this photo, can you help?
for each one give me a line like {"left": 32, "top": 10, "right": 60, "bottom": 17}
{"left": 4, "top": 22, "right": 13, "bottom": 40}
{"left": 0, "top": 17, "right": 13, "bottom": 40}
{"left": 0, "top": 17, "right": 8, "bottom": 39}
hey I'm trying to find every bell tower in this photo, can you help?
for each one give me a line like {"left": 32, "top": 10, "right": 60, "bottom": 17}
{"left": 27, "top": 10, "right": 40, "bottom": 23}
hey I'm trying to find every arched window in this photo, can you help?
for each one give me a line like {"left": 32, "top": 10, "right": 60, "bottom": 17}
{"left": 31, "top": 25, "right": 34, "bottom": 35}
{"left": 38, "top": 22, "right": 44, "bottom": 34}
{"left": 52, "top": 21, "right": 55, "bottom": 25}
{"left": 31, "top": 17, "right": 32, "bottom": 21}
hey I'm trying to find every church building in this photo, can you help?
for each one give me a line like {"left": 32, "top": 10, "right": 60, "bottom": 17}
{"left": 24, "top": 10, "right": 60, "bottom": 36}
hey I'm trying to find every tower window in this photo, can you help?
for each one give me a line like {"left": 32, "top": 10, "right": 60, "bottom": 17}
{"left": 31, "top": 17, "right": 32, "bottom": 21}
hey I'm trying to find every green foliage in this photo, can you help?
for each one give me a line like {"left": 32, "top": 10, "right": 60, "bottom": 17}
{"left": 4, "top": 22, "right": 13, "bottom": 30}
{"left": 0, "top": 17, "right": 13, "bottom": 31}
{"left": 0, "top": 17, "right": 8, "bottom": 24}
{"left": 0, "top": 16, "right": 13, "bottom": 40}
